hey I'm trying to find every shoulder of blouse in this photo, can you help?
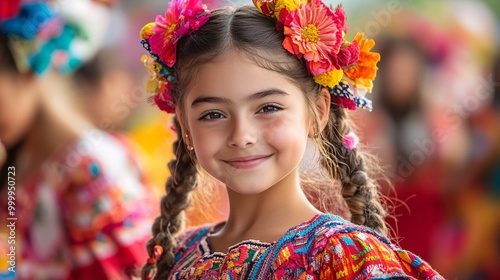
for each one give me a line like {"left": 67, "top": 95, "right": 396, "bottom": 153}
{"left": 272, "top": 214, "right": 443, "bottom": 279}
{"left": 312, "top": 223, "right": 444, "bottom": 279}
{"left": 173, "top": 224, "right": 213, "bottom": 261}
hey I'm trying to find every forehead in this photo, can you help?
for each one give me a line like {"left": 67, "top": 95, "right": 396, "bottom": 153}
{"left": 184, "top": 51, "right": 305, "bottom": 104}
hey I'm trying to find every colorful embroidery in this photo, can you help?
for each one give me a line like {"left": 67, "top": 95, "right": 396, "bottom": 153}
{"left": 169, "top": 214, "right": 444, "bottom": 279}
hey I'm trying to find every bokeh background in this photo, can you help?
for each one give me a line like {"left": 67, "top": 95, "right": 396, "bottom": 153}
{"left": 2, "top": 0, "right": 497, "bottom": 278}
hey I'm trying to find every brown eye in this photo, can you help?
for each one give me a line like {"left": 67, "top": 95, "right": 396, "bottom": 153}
{"left": 258, "top": 104, "right": 282, "bottom": 113}
{"left": 200, "top": 111, "right": 225, "bottom": 120}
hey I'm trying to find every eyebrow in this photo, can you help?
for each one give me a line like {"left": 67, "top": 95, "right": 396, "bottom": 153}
{"left": 191, "top": 89, "right": 289, "bottom": 108}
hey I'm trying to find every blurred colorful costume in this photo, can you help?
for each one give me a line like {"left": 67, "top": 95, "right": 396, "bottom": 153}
{"left": 1, "top": 131, "right": 155, "bottom": 279}
{"left": 0, "top": 1, "right": 156, "bottom": 279}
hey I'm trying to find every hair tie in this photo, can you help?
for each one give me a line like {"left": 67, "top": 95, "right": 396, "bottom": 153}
{"left": 146, "top": 245, "right": 163, "bottom": 280}
{"left": 147, "top": 245, "right": 164, "bottom": 265}
{"left": 343, "top": 132, "right": 359, "bottom": 151}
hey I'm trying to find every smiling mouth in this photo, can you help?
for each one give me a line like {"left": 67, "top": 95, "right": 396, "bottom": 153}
{"left": 223, "top": 155, "right": 272, "bottom": 169}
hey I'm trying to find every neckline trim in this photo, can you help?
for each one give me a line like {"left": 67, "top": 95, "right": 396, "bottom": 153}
{"left": 201, "top": 213, "right": 330, "bottom": 257}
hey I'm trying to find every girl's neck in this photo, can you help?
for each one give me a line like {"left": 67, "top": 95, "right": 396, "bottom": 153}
{"left": 209, "top": 171, "right": 321, "bottom": 252}
{"left": 16, "top": 93, "right": 94, "bottom": 184}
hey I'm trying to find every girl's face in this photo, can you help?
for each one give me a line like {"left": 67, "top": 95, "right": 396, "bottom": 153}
{"left": 0, "top": 72, "right": 39, "bottom": 148}
{"left": 182, "top": 52, "right": 312, "bottom": 195}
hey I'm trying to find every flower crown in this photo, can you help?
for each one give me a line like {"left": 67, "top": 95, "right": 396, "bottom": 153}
{"left": 140, "top": 0, "right": 380, "bottom": 113}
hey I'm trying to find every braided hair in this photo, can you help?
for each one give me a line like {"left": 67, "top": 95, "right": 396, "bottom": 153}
{"left": 141, "top": 116, "right": 198, "bottom": 279}
{"left": 319, "top": 104, "right": 388, "bottom": 234}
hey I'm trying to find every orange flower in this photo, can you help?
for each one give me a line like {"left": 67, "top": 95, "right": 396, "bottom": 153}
{"left": 344, "top": 32, "right": 380, "bottom": 93}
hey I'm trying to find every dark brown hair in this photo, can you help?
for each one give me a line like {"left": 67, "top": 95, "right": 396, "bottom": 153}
{"left": 142, "top": 5, "right": 387, "bottom": 278}
{"left": 0, "top": 36, "right": 19, "bottom": 73}
{"left": 0, "top": 36, "right": 24, "bottom": 188}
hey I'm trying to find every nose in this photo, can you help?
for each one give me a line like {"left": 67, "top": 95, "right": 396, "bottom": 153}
{"left": 227, "top": 115, "right": 257, "bottom": 149}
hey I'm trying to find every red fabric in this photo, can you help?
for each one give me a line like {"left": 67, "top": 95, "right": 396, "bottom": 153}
{"left": 386, "top": 180, "right": 445, "bottom": 262}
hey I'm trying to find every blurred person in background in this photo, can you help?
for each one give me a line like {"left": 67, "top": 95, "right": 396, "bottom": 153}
{"left": 399, "top": 2, "right": 499, "bottom": 278}
{"left": 73, "top": 48, "right": 136, "bottom": 132}
{"left": 71, "top": 48, "right": 162, "bottom": 195}
{"left": 361, "top": 33, "right": 447, "bottom": 264}
{"left": 430, "top": 49, "right": 500, "bottom": 279}
{"left": 0, "top": 1, "right": 156, "bottom": 279}
{"left": 374, "top": 35, "right": 432, "bottom": 168}
{"left": 352, "top": 1, "right": 499, "bottom": 278}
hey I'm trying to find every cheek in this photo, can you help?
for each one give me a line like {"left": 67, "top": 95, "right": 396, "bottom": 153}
{"left": 0, "top": 80, "right": 39, "bottom": 147}
{"left": 190, "top": 125, "right": 222, "bottom": 162}
{"left": 263, "top": 112, "right": 309, "bottom": 154}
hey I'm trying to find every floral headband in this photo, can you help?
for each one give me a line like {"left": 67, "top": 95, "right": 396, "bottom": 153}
{"left": 140, "top": 0, "right": 380, "bottom": 113}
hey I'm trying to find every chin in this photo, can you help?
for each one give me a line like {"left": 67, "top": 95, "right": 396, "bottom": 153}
{"left": 225, "top": 183, "right": 272, "bottom": 195}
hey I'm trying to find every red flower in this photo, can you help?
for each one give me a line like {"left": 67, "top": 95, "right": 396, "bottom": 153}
{"left": 153, "top": 83, "right": 175, "bottom": 113}
{"left": 336, "top": 40, "right": 360, "bottom": 69}
{"left": 333, "top": 96, "right": 356, "bottom": 110}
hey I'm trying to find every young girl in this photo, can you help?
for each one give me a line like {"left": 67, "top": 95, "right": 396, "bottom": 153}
{"left": 139, "top": 0, "right": 444, "bottom": 278}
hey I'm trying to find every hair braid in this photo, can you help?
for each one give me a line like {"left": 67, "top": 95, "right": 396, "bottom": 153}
{"left": 321, "top": 103, "right": 388, "bottom": 235}
{"left": 141, "top": 116, "right": 198, "bottom": 279}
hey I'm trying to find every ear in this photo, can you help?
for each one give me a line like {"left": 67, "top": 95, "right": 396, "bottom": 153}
{"left": 315, "top": 88, "right": 331, "bottom": 133}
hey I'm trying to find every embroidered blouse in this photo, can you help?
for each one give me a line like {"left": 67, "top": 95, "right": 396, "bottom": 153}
{"left": 169, "top": 214, "right": 444, "bottom": 279}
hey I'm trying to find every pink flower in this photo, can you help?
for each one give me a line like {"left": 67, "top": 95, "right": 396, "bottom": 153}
{"left": 282, "top": 1, "right": 346, "bottom": 75}
{"left": 149, "top": 0, "right": 210, "bottom": 67}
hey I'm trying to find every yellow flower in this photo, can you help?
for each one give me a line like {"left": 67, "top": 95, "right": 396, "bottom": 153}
{"left": 145, "top": 79, "right": 160, "bottom": 94}
{"left": 274, "top": 0, "right": 307, "bottom": 18}
{"left": 313, "top": 68, "right": 343, "bottom": 88}
{"left": 140, "top": 22, "right": 155, "bottom": 40}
